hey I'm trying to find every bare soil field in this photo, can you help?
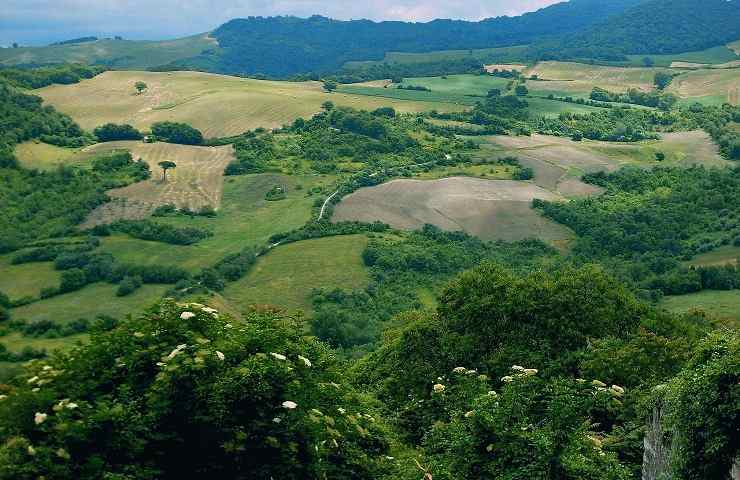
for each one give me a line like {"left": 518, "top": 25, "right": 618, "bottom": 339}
{"left": 332, "top": 177, "right": 573, "bottom": 243}
{"left": 38, "top": 71, "right": 464, "bottom": 138}
{"left": 80, "top": 141, "right": 234, "bottom": 227}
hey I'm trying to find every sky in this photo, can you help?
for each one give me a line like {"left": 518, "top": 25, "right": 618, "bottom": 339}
{"left": 0, "top": 0, "right": 562, "bottom": 46}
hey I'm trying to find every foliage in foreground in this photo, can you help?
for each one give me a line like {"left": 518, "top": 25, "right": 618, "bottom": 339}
{"left": 0, "top": 302, "right": 394, "bottom": 479}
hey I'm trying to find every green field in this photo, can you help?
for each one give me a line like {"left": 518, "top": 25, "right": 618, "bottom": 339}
{"left": 338, "top": 84, "right": 480, "bottom": 107}
{"left": 0, "top": 34, "right": 215, "bottom": 69}
{"left": 0, "top": 254, "right": 61, "bottom": 302}
{"left": 38, "top": 71, "right": 466, "bottom": 138}
{"left": 223, "top": 235, "right": 370, "bottom": 313}
{"left": 340, "top": 74, "right": 607, "bottom": 118}
{"left": 344, "top": 45, "right": 528, "bottom": 68}
{"left": 527, "top": 61, "right": 673, "bottom": 98}
{"left": 11, "top": 283, "right": 169, "bottom": 324}
{"left": 99, "top": 173, "right": 335, "bottom": 272}
{"left": 400, "top": 75, "right": 511, "bottom": 96}
{"left": 687, "top": 245, "right": 740, "bottom": 267}
{"left": 525, "top": 97, "right": 604, "bottom": 117}
{"left": 661, "top": 290, "right": 740, "bottom": 328}
{"left": 13, "top": 142, "right": 91, "bottom": 170}
{"left": 625, "top": 45, "right": 740, "bottom": 67}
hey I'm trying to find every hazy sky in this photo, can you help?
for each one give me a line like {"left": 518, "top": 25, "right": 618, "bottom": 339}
{"left": 0, "top": 0, "right": 562, "bottom": 46}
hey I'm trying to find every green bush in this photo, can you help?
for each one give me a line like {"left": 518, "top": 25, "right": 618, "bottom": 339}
{"left": 151, "top": 121, "right": 204, "bottom": 145}
{"left": 0, "top": 301, "right": 395, "bottom": 479}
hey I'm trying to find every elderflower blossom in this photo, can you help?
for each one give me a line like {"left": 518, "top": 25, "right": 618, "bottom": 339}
{"left": 166, "top": 344, "right": 188, "bottom": 360}
{"left": 433, "top": 384, "right": 445, "bottom": 394}
{"left": 464, "top": 411, "right": 475, "bottom": 418}
{"left": 452, "top": 367, "right": 467, "bottom": 374}
{"left": 298, "top": 355, "right": 312, "bottom": 367}
{"left": 180, "top": 312, "right": 196, "bottom": 320}
{"left": 34, "top": 412, "right": 47, "bottom": 425}
{"left": 270, "top": 352, "right": 287, "bottom": 361}
{"left": 524, "top": 369, "right": 538, "bottom": 376}
{"left": 511, "top": 365, "right": 525, "bottom": 372}
{"left": 282, "top": 401, "right": 298, "bottom": 409}
{"left": 501, "top": 376, "right": 514, "bottom": 383}
{"left": 27, "top": 376, "right": 39, "bottom": 385}
{"left": 216, "top": 351, "right": 225, "bottom": 361}
{"left": 0, "top": 395, "right": 7, "bottom": 401}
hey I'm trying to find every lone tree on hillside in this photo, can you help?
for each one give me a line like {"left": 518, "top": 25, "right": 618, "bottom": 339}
{"left": 158, "top": 161, "right": 176, "bottom": 182}
{"left": 322, "top": 80, "right": 337, "bottom": 92}
{"left": 135, "top": 81, "right": 148, "bottom": 95}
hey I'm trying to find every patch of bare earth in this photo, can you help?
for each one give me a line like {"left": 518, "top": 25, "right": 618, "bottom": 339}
{"left": 332, "top": 177, "right": 573, "bottom": 243}
{"left": 81, "top": 141, "right": 234, "bottom": 228}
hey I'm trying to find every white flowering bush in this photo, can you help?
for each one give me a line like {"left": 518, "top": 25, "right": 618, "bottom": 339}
{"left": 416, "top": 373, "right": 632, "bottom": 480}
{"left": 0, "top": 300, "right": 393, "bottom": 480}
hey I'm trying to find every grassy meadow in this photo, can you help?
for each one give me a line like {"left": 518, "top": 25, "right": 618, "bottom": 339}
{"left": 13, "top": 141, "right": 91, "bottom": 170}
{"left": 223, "top": 235, "right": 370, "bottom": 314}
{"left": 38, "top": 71, "right": 467, "bottom": 138}
{"left": 661, "top": 290, "right": 740, "bottom": 328}
{"left": 0, "top": 254, "right": 61, "bottom": 302}
{"left": 11, "top": 283, "right": 170, "bottom": 325}
{"left": 526, "top": 61, "right": 674, "bottom": 98}
{"left": 341, "top": 73, "right": 608, "bottom": 118}
{"left": 343, "top": 45, "right": 528, "bottom": 68}
{"left": 99, "top": 173, "right": 335, "bottom": 272}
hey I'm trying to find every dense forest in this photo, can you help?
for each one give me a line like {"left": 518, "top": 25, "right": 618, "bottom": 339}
{"left": 530, "top": 0, "right": 740, "bottom": 61}
{"left": 177, "top": 0, "right": 644, "bottom": 76}
{"left": 0, "top": 269, "right": 735, "bottom": 479}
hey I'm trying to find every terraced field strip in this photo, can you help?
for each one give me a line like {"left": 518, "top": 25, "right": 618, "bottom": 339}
{"left": 38, "top": 71, "right": 466, "bottom": 138}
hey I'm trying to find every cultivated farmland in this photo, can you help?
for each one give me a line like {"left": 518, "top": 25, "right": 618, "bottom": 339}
{"left": 99, "top": 173, "right": 336, "bottom": 272}
{"left": 667, "top": 68, "right": 740, "bottom": 105}
{"left": 80, "top": 141, "right": 235, "bottom": 227}
{"left": 332, "top": 177, "right": 573, "bottom": 243}
{"left": 38, "top": 71, "right": 466, "bottom": 138}
{"left": 526, "top": 61, "right": 674, "bottom": 98}
{"left": 479, "top": 131, "right": 727, "bottom": 196}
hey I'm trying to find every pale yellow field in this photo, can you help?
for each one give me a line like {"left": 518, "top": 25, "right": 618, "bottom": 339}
{"left": 527, "top": 61, "right": 673, "bottom": 95}
{"left": 80, "top": 141, "right": 235, "bottom": 227}
{"left": 38, "top": 71, "right": 466, "bottom": 138}
{"left": 485, "top": 64, "right": 528, "bottom": 73}
{"left": 13, "top": 141, "right": 88, "bottom": 170}
{"left": 667, "top": 68, "right": 740, "bottom": 104}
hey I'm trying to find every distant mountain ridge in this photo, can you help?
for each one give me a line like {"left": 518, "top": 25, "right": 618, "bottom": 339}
{"left": 0, "top": 0, "right": 738, "bottom": 78}
{"left": 530, "top": 0, "right": 740, "bottom": 60}
{"left": 195, "top": 0, "right": 646, "bottom": 76}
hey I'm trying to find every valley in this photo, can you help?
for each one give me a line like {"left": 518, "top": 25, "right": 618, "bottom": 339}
{"left": 0, "top": 2, "right": 738, "bottom": 477}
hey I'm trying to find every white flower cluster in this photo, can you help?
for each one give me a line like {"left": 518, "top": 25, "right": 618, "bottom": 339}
{"left": 502, "top": 365, "right": 539, "bottom": 383}
{"left": 166, "top": 344, "right": 188, "bottom": 360}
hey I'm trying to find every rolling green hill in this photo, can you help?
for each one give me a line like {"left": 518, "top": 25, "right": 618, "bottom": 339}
{"left": 0, "top": 34, "right": 216, "bottom": 69}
